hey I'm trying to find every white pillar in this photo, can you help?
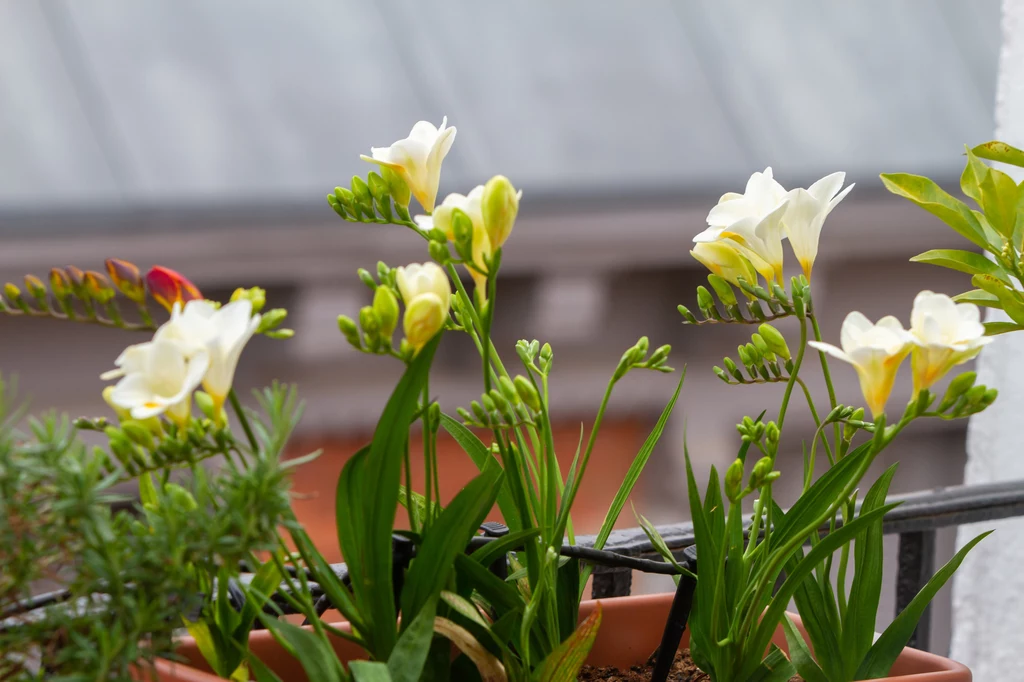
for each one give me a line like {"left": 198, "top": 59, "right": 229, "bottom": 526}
{"left": 950, "top": 1, "right": 1024, "bottom": 676}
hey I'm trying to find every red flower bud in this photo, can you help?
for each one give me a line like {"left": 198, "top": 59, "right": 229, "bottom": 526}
{"left": 145, "top": 266, "right": 203, "bottom": 312}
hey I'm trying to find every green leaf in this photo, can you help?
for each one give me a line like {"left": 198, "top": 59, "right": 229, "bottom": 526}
{"left": 469, "top": 528, "right": 541, "bottom": 568}
{"left": 746, "top": 503, "right": 899, "bottom": 677}
{"left": 433, "top": 617, "right": 507, "bottom": 682}
{"left": 335, "top": 444, "right": 370, "bottom": 609}
{"left": 748, "top": 645, "right": 797, "bottom": 682}
{"left": 583, "top": 369, "right": 685, "bottom": 589}
{"left": 780, "top": 616, "right": 828, "bottom": 682}
{"left": 398, "top": 484, "right": 440, "bottom": 530}
{"left": 532, "top": 603, "right": 601, "bottom": 682}
{"left": 972, "top": 140, "right": 1024, "bottom": 168}
{"left": 183, "top": 617, "right": 223, "bottom": 677}
{"left": 387, "top": 594, "right": 440, "bottom": 682}
{"left": 984, "top": 320, "right": 1024, "bottom": 335}
{"left": 880, "top": 173, "right": 991, "bottom": 250}
{"left": 953, "top": 289, "right": 1001, "bottom": 307}
{"left": 978, "top": 165, "right": 1019, "bottom": 238}
{"left": 351, "top": 661, "right": 394, "bottom": 682}
{"left": 634, "top": 504, "right": 688, "bottom": 579}
{"left": 237, "top": 559, "right": 282, "bottom": 638}
{"left": 960, "top": 145, "right": 985, "bottom": 204}
{"left": 453, "top": 553, "right": 524, "bottom": 614}
{"left": 786, "top": 557, "right": 844, "bottom": 682}
{"left": 856, "top": 531, "right": 992, "bottom": 680}
{"left": 257, "top": 613, "right": 345, "bottom": 682}
{"left": 346, "top": 334, "right": 441, "bottom": 658}
{"left": 440, "top": 413, "right": 522, "bottom": 532}
{"left": 683, "top": 444, "right": 718, "bottom": 667}
{"left": 769, "top": 443, "right": 873, "bottom": 558}
{"left": 973, "top": 274, "right": 1024, "bottom": 325}
{"left": 910, "top": 249, "right": 1010, "bottom": 283}
{"left": 841, "top": 464, "right": 898, "bottom": 677}
{"left": 292, "top": 526, "right": 363, "bottom": 628}
{"left": 401, "top": 461, "right": 504, "bottom": 629}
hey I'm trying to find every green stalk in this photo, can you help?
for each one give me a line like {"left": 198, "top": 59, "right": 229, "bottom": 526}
{"left": 228, "top": 389, "right": 259, "bottom": 453}
{"left": 810, "top": 314, "right": 841, "bottom": 454}
{"left": 403, "top": 440, "right": 417, "bottom": 533}
{"left": 775, "top": 315, "right": 808, "bottom": 437}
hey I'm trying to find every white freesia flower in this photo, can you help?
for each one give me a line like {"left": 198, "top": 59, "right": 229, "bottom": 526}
{"left": 107, "top": 339, "right": 209, "bottom": 425}
{"left": 808, "top": 311, "right": 914, "bottom": 417}
{"left": 909, "top": 291, "right": 992, "bottom": 393}
{"left": 694, "top": 168, "right": 789, "bottom": 284}
{"left": 782, "top": 172, "right": 854, "bottom": 280}
{"left": 156, "top": 299, "right": 262, "bottom": 413}
{"left": 361, "top": 118, "right": 456, "bottom": 213}
{"left": 395, "top": 263, "right": 452, "bottom": 310}
{"left": 427, "top": 186, "right": 485, "bottom": 241}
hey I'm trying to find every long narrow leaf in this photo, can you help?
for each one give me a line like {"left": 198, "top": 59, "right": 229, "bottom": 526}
{"left": 531, "top": 604, "right": 601, "bottom": 682}
{"left": 856, "top": 531, "right": 992, "bottom": 680}
{"left": 469, "top": 529, "right": 542, "bottom": 569}
{"left": 434, "top": 617, "right": 508, "bottom": 681}
{"left": 743, "top": 503, "right": 898, "bottom": 680}
{"left": 256, "top": 613, "right": 345, "bottom": 682}
{"left": 401, "top": 461, "right": 504, "bottom": 627}
{"left": 356, "top": 334, "right": 442, "bottom": 657}
{"left": 781, "top": 617, "right": 828, "bottom": 682}
{"left": 350, "top": 661, "right": 393, "bottom": 682}
{"left": 841, "top": 464, "right": 898, "bottom": 677}
{"left": 387, "top": 594, "right": 440, "bottom": 682}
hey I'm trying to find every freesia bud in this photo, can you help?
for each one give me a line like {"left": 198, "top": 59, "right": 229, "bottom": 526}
{"left": 723, "top": 357, "right": 742, "bottom": 381}
{"left": 678, "top": 304, "right": 699, "bottom": 324}
{"left": 696, "top": 286, "right": 715, "bottom": 312}
{"left": 359, "top": 306, "right": 379, "bottom": 335}
{"left": 381, "top": 166, "right": 411, "bottom": 207}
{"left": 395, "top": 263, "right": 452, "bottom": 310}
{"left": 749, "top": 456, "right": 774, "bottom": 489}
{"left": 514, "top": 375, "right": 541, "bottom": 411}
{"left": 230, "top": 287, "right": 267, "bottom": 313}
{"left": 764, "top": 422, "right": 780, "bottom": 447}
{"left": 758, "top": 323, "right": 790, "bottom": 361}
{"left": 64, "top": 266, "right": 86, "bottom": 297}
{"left": 256, "top": 308, "right": 288, "bottom": 334}
{"left": 373, "top": 286, "right": 400, "bottom": 338}
{"left": 165, "top": 484, "right": 198, "bottom": 512}
{"left": 402, "top": 293, "right": 446, "bottom": 352}
{"left": 751, "top": 333, "right": 773, "bottom": 361}
{"left": 338, "top": 315, "right": 360, "bottom": 346}
{"left": 482, "top": 175, "right": 520, "bottom": 248}
{"left": 499, "top": 375, "right": 519, "bottom": 405}
{"left": 844, "top": 407, "right": 865, "bottom": 441}
{"left": 367, "top": 172, "right": 388, "bottom": 202}
{"left": 725, "top": 458, "right": 745, "bottom": 502}
{"left": 708, "top": 274, "right": 738, "bottom": 308}
{"left": 145, "top": 266, "right": 202, "bottom": 313}
{"left": 105, "top": 259, "right": 145, "bottom": 303}
{"left": 470, "top": 400, "right": 489, "bottom": 425}
{"left": 84, "top": 271, "right": 115, "bottom": 303}
{"left": 50, "top": 268, "right": 72, "bottom": 301}
{"left": 351, "top": 176, "right": 373, "bottom": 213}
{"left": 121, "top": 420, "right": 155, "bottom": 450}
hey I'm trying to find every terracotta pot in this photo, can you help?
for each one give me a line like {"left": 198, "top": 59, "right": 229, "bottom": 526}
{"left": 144, "top": 593, "right": 970, "bottom": 681}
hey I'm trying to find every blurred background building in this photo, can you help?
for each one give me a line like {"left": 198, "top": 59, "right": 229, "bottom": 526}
{"left": 0, "top": 0, "right": 1001, "bottom": 654}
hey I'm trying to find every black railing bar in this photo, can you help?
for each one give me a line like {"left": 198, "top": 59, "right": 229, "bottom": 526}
{"left": 580, "top": 478, "right": 1024, "bottom": 557}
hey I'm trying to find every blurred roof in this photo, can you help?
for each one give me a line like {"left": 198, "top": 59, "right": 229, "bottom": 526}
{"left": 0, "top": 0, "right": 1000, "bottom": 217}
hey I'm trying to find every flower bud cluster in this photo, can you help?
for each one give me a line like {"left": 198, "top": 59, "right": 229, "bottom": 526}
{"left": 714, "top": 324, "right": 792, "bottom": 386}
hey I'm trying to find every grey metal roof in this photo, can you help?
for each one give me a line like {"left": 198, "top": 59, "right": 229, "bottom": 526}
{"left": 0, "top": 0, "right": 1000, "bottom": 215}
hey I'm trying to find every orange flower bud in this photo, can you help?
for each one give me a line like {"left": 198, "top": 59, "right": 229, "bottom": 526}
{"left": 105, "top": 258, "right": 145, "bottom": 303}
{"left": 84, "top": 271, "right": 115, "bottom": 303}
{"left": 145, "top": 266, "right": 202, "bottom": 312}
{"left": 49, "top": 268, "right": 71, "bottom": 299}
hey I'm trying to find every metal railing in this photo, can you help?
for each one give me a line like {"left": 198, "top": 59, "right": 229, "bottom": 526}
{"left": 9, "top": 479, "right": 1024, "bottom": 656}
{"left": 577, "top": 478, "right": 1024, "bottom": 652}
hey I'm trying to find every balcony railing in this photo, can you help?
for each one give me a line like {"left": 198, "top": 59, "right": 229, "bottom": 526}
{"left": 579, "top": 478, "right": 1024, "bottom": 652}
{"left": 7, "top": 479, "right": 1024, "bottom": 656}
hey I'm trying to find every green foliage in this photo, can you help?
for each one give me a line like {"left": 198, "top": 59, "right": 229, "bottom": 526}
{"left": 0, "top": 379, "right": 300, "bottom": 681}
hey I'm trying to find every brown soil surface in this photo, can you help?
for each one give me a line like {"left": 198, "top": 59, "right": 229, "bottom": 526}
{"left": 577, "top": 651, "right": 802, "bottom": 682}
{"left": 577, "top": 650, "right": 709, "bottom": 682}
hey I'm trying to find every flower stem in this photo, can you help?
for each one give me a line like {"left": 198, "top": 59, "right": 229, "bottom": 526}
{"left": 228, "top": 389, "right": 259, "bottom": 453}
